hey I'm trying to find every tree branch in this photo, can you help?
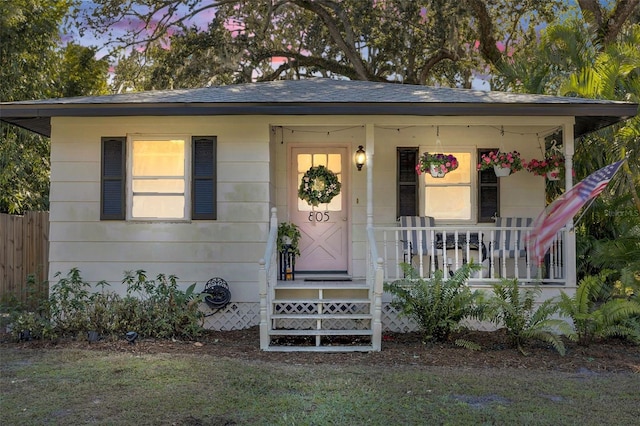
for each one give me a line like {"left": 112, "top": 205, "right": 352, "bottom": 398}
{"left": 464, "top": 0, "right": 504, "bottom": 67}
{"left": 289, "top": 0, "right": 372, "bottom": 80}
{"left": 253, "top": 50, "right": 383, "bottom": 81}
{"left": 602, "top": 0, "right": 640, "bottom": 44}
{"left": 418, "top": 50, "right": 458, "bottom": 85}
{"left": 578, "top": 0, "right": 640, "bottom": 45}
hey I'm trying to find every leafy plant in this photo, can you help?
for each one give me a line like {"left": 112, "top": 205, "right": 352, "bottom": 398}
{"left": 122, "top": 270, "right": 203, "bottom": 339}
{"left": 416, "top": 152, "right": 459, "bottom": 176}
{"left": 477, "top": 151, "right": 524, "bottom": 173}
{"left": 486, "top": 279, "right": 571, "bottom": 355}
{"left": 277, "top": 222, "right": 301, "bottom": 256}
{"left": 48, "top": 268, "right": 93, "bottom": 337}
{"left": 384, "top": 262, "right": 484, "bottom": 343}
{"left": 9, "top": 269, "right": 204, "bottom": 341}
{"left": 557, "top": 272, "right": 640, "bottom": 346}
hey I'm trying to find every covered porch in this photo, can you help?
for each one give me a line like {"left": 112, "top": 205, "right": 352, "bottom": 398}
{"left": 259, "top": 207, "right": 572, "bottom": 352}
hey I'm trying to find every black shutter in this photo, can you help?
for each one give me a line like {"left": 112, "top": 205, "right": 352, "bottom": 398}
{"left": 478, "top": 148, "right": 499, "bottom": 222}
{"left": 101, "top": 137, "right": 126, "bottom": 220}
{"left": 192, "top": 136, "right": 217, "bottom": 220}
{"left": 397, "top": 147, "right": 419, "bottom": 218}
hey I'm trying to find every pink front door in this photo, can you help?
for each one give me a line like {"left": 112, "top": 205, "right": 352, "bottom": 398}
{"left": 290, "top": 146, "right": 349, "bottom": 274}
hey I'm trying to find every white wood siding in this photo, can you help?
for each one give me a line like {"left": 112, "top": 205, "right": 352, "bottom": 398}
{"left": 49, "top": 116, "right": 271, "bottom": 300}
{"left": 50, "top": 114, "right": 573, "bottom": 302}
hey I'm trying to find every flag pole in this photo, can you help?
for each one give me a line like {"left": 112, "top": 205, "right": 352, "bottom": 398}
{"left": 620, "top": 153, "right": 640, "bottom": 217}
{"left": 570, "top": 197, "right": 597, "bottom": 230}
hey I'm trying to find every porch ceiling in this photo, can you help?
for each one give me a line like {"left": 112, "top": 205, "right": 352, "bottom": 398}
{"left": 2, "top": 79, "right": 637, "bottom": 138}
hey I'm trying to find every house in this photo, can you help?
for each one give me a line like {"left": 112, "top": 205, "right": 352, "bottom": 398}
{"left": 1, "top": 79, "right": 637, "bottom": 351}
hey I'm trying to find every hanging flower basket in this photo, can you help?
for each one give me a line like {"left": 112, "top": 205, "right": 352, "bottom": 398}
{"left": 298, "top": 165, "right": 341, "bottom": 207}
{"left": 525, "top": 153, "right": 564, "bottom": 180}
{"left": 416, "top": 152, "right": 459, "bottom": 178}
{"left": 546, "top": 168, "right": 561, "bottom": 181}
{"left": 477, "top": 151, "right": 524, "bottom": 177}
{"left": 493, "top": 165, "right": 512, "bottom": 177}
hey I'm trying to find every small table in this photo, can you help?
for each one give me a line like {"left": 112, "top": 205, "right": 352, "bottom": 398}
{"left": 434, "top": 233, "right": 487, "bottom": 274}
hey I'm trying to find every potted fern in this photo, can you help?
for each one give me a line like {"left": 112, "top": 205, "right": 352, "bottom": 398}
{"left": 277, "top": 222, "right": 301, "bottom": 257}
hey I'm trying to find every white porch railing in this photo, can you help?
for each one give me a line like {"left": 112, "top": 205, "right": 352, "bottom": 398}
{"left": 259, "top": 207, "right": 279, "bottom": 350}
{"left": 366, "top": 226, "right": 384, "bottom": 350}
{"left": 371, "top": 223, "right": 568, "bottom": 286}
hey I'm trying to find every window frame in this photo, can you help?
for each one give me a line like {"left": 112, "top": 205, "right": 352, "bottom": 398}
{"left": 126, "top": 134, "right": 191, "bottom": 221}
{"left": 420, "top": 146, "right": 477, "bottom": 223}
{"left": 398, "top": 146, "right": 503, "bottom": 224}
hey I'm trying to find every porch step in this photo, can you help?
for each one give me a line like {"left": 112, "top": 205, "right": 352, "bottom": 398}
{"left": 269, "top": 329, "right": 373, "bottom": 336}
{"left": 273, "top": 298, "right": 371, "bottom": 304}
{"left": 275, "top": 283, "right": 368, "bottom": 290}
{"left": 264, "top": 345, "right": 375, "bottom": 353}
{"left": 270, "top": 314, "right": 372, "bottom": 320}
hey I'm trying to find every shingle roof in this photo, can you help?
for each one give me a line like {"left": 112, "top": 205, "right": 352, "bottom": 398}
{"left": 1, "top": 78, "right": 637, "bottom": 137}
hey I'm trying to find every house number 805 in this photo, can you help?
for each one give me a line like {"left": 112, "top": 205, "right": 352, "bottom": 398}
{"left": 309, "top": 212, "right": 330, "bottom": 222}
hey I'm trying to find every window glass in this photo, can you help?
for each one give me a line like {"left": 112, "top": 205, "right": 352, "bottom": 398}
{"left": 425, "top": 187, "right": 471, "bottom": 219}
{"left": 297, "top": 153, "right": 342, "bottom": 211}
{"left": 132, "top": 195, "right": 185, "bottom": 219}
{"left": 132, "top": 140, "right": 184, "bottom": 176}
{"left": 424, "top": 152, "right": 471, "bottom": 220}
{"left": 131, "top": 138, "right": 187, "bottom": 219}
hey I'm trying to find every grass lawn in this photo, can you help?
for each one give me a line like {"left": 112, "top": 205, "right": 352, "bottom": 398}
{"left": 2, "top": 346, "right": 640, "bottom": 425}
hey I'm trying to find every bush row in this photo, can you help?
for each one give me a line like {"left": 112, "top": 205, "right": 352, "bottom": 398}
{"left": 384, "top": 263, "right": 640, "bottom": 355}
{"left": 3, "top": 268, "right": 203, "bottom": 341}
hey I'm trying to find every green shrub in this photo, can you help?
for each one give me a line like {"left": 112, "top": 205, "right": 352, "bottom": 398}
{"left": 486, "top": 279, "right": 571, "bottom": 355}
{"left": 384, "top": 262, "right": 484, "bottom": 343}
{"left": 9, "top": 269, "right": 204, "bottom": 341}
{"left": 48, "top": 268, "right": 94, "bottom": 337}
{"left": 122, "top": 270, "right": 203, "bottom": 339}
{"left": 557, "top": 272, "right": 640, "bottom": 346}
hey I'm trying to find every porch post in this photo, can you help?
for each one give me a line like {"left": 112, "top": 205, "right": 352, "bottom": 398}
{"left": 366, "top": 123, "right": 375, "bottom": 228}
{"left": 563, "top": 121, "right": 577, "bottom": 288}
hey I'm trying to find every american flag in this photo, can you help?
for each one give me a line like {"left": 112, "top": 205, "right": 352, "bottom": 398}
{"left": 527, "top": 160, "right": 625, "bottom": 265}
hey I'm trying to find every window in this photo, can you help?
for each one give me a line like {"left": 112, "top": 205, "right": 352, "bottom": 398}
{"left": 424, "top": 152, "right": 472, "bottom": 220}
{"left": 131, "top": 137, "right": 186, "bottom": 219}
{"left": 398, "top": 147, "right": 500, "bottom": 223}
{"left": 296, "top": 152, "right": 343, "bottom": 212}
{"left": 101, "top": 136, "right": 216, "bottom": 220}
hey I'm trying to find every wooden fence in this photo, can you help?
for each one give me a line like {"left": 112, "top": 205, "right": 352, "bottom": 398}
{"left": 0, "top": 212, "right": 49, "bottom": 306}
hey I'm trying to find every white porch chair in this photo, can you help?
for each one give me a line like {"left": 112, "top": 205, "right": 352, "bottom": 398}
{"left": 398, "top": 216, "right": 435, "bottom": 274}
{"left": 491, "top": 217, "right": 534, "bottom": 278}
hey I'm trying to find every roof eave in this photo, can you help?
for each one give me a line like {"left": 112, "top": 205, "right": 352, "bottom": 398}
{"left": 1, "top": 101, "right": 637, "bottom": 138}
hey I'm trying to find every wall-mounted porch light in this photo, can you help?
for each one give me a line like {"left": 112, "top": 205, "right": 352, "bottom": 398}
{"left": 355, "top": 145, "right": 366, "bottom": 171}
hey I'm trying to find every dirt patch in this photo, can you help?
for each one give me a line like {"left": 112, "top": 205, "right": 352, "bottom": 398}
{"left": 3, "top": 327, "right": 640, "bottom": 374}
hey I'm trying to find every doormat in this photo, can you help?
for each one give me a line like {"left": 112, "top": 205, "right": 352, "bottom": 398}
{"left": 304, "top": 277, "right": 353, "bottom": 282}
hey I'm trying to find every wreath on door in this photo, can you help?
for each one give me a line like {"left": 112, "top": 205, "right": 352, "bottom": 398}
{"left": 298, "top": 165, "right": 341, "bottom": 207}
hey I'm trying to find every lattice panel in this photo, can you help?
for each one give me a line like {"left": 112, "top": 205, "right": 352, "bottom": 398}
{"left": 199, "top": 302, "right": 496, "bottom": 333}
{"left": 202, "top": 302, "right": 260, "bottom": 331}
{"left": 322, "top": 303, "right": 369, "bottom": 315}
{"left": 274, "top": 303, "right": 318, "bottom": 315}
{"left": 382, "top": 303, "right": 419, "bottom": 332}
{"left": 382, "top": 304, "right": 500, "bottom": 332}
